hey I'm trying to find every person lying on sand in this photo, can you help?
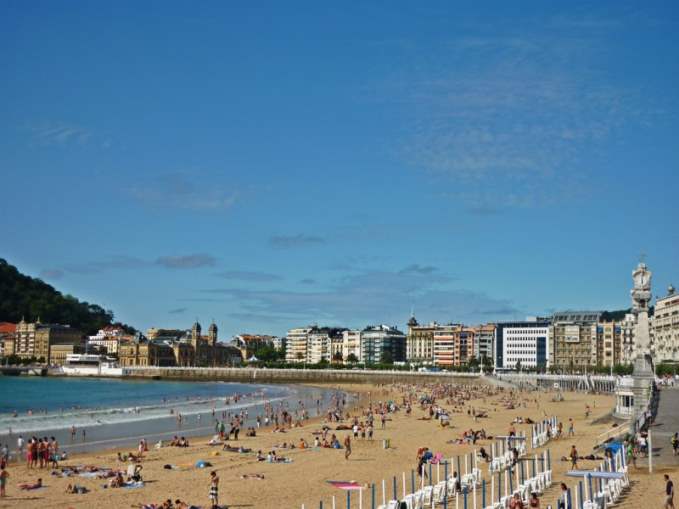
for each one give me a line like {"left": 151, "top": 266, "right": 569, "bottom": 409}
{"left": 132, "top": 501, "right": 173, "bottom": 509}
{"left": 19, "top": 478, "right": 42, "bottom": 490}
{"left": 240, "top": 473, "right": 265, "bottom": 480}
{"left": 223, "top": 444, "right": 251, "bottom": 453}
{"left": 119, "top": 451, "right": 142, "bottom": 462}
{"left": 174, "top": 499, "right": 201, "bottom": 509}
{"left": 65, "top": 483, "right": 89, "bottom": 494}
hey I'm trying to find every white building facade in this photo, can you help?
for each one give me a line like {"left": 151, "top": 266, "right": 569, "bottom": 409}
{"left": 271, "top": 336, "right": 286, "bottom": 351}
{"left": 653, "top": 285, "right": 679, "bottom": 362}
{"left": 495, "top": 320, "right": 550, "bottom": 371}
{"left": 285, "top": 327, "right": 312, "bottom": 363}
{"left": 87, "top": 325, "right": 125, "bottom": 354}
{"left": 341, "top": 330, "right": 361, "bottom": 363}
{"left": 307, "top": 330, "right": 330, "bottom": 364}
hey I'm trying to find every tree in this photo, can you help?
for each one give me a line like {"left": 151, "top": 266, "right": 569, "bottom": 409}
{"left": 332, "top": 351, "right": 343, "bottom": 363}
{"left": 468, "top": 356, "right": 479, "bottom": 370}
{"left": 0, "top": 258, "right": 136, "bottom": 334}
{"left": 254, "top": 345, "right": 281, "bottom": 362}
{"left": 515, "top": 359, "right": 522, "bottom": 372}
{"left": 613, "top": 364, "right": 633, "bottom": 376}
{"left": 347, "top": 353, "right": 359, "bottom": 364}
{"left": 381, "top": 350, "right": 394, "bottom": 365}
{"left": 481, "top": 354, "right": 493, "bottom": 370}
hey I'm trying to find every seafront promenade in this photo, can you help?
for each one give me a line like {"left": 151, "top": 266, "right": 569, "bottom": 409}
{"left": 120, "top": 366, "right": 485, "bottom": 384}
{"left": 107, "top": 367, "right": 620, "bottom": 394}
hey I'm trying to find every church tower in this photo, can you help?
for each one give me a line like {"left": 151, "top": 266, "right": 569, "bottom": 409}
{"left": 191, "top": 321, "right": 202, "bottom": 345}
{"left": 191, "top": 321, "right": 203, "bottom": 366}
{"left": 208, "top": 321, "right": 218, "bottom": 346}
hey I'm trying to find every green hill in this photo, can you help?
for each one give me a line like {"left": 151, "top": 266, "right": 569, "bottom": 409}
{"left": 0, "top": 258, "right": 135, "bottom": 335}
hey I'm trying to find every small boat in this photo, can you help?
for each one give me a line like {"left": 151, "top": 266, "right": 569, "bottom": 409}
{"left": 61, "top": 354, "right": 125, "bottom": 377}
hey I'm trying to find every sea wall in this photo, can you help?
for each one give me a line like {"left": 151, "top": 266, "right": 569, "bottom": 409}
{"left": 122, "top": 366, "right": 485, "bottom": 385}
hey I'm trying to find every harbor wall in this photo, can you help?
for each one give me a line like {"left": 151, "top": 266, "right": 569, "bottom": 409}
{"left": 121, "top": 366, "right": 486, "bottom": 385}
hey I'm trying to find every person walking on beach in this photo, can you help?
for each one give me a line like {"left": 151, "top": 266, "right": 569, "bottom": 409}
{"left": 569, "top": 445, "right": 578, "bottom": 469}
{"left": 208, "top": 470, "right": 220, "bottom": 509}
{"left": 557, "top": 482, "right": 569, "bottom": 509}
{"left": 344, "top": 435, "right": 352, "bottom": 460}
{"left": 626, "top": 440, "right": 637, "bottom": 468}
{"left": 672, "top": 433, "right": 679, "bottom": 456}
{"left": 567, "top": 418, "right": 574, "bottom": 437}
{"left": 665, "top": 474, "right": 675, "bottom": 509}
{"left": 0, "top": 467, "right": 8, "bottom": 497}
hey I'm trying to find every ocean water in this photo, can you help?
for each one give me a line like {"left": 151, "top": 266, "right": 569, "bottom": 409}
{"left": 0, "top": 376, "right": 343, "bottom": 454}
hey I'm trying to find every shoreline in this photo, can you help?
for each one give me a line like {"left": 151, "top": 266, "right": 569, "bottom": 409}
{"left": 0, "top": 379, "right": 353, "bottom": 457}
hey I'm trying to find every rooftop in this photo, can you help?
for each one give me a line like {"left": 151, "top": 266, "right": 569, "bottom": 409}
{"left": 0, "top": 322, "right": 16, "bottom": 334}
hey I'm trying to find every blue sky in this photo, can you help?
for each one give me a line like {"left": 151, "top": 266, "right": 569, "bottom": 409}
{"left": 1, "top": 1, "right": 678, "bottom": 339}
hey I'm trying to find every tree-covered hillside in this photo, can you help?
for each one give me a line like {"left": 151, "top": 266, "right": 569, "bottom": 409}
{"left": 0, "top": 258, "right": 135, "bottom": 335}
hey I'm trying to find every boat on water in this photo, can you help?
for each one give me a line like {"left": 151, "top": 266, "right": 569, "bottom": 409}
{"left": 61, "top": 354, "right": 126, "bottom": 377}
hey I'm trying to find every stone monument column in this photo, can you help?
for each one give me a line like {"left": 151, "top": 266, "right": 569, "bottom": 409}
{"left": 630, "top": 261, "right": 655, "bottom": 431}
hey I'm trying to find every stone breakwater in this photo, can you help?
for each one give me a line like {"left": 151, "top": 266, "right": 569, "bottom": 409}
{"left": 122, "top": 366, "right": 487, "bottom": 385}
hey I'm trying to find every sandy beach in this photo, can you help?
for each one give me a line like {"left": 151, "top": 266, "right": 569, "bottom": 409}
{"left": 0, "top": 380, "right": 659, "bottom": 509}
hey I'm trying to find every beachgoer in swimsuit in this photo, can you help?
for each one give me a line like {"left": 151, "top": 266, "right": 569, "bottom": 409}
{"left": 209, "top": 471, "right": 219, "bottom": 509}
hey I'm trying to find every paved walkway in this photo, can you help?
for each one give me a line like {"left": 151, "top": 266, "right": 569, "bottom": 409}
{"left": 649, "top": 386, "right": 679, "bottom": 467}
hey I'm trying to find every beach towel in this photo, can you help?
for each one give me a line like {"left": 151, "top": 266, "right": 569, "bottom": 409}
{"left": 123, "top": 481, "right": 145, "bottom": 489}
{"left": 195, "top": 460, "right": 212, "bottom": 468}
{"left": 78, "top": 471, "right": 101, "bottom": 478}
{"left": 327, "top": 480, "right": 363, "bottom": 490}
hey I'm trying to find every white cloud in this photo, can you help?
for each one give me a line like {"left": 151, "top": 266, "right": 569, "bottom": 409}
{"left": 381, "top": 28, "right": 656, "bottom": 208}
{"left": 28, "top": 121, "right": 91, "bottom": 146}
{"left": 200, "top": 267, "right": 519, "bottom": 327}
{"left": 128, "top": 173, "right": 237, "bottom": 211}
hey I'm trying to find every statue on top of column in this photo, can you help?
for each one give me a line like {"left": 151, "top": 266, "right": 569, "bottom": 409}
{"left": 631, "top": 261, "right": 652, "bottom": 313}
